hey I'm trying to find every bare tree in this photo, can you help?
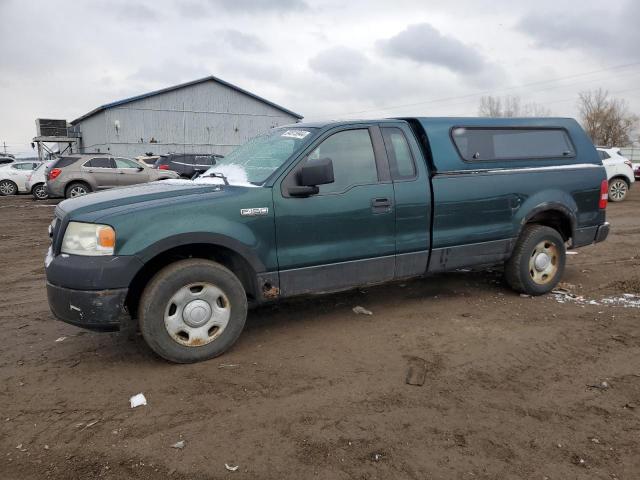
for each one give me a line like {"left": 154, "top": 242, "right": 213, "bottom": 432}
{"left": 578, "top": 89, "right": 638, "bottom": 146}
{"left": 478, "top": 95, "right": 551, "bottom": 117}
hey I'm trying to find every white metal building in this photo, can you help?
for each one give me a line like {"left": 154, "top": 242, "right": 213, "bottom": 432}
{"left": 71, "top": 76, "right": 303, "bottom": 158}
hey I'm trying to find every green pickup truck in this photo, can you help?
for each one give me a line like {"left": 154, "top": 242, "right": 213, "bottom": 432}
{"left": 46, "top": 117, "right": 610, "bottom": 363}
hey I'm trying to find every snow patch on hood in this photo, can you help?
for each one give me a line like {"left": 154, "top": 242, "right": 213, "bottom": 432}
{"left": 160, "top": 164, "right": 257, "bottom": 188}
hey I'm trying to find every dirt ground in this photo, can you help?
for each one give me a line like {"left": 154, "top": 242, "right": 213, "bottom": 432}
{"left": 0, "top": 191, "right": 639, "bottom": 480}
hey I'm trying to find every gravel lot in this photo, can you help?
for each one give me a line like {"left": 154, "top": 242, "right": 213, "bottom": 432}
{"left": 1, "top": 191, "right": 639, "bottom": 480}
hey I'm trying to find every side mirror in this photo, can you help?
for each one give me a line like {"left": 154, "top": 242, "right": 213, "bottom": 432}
{"left": 137, "top": 166, "right": 144, "bottom": 172}
{"left": 300, "top": 157, "right": 334, "bottom": 186}
{"left": 288, "top": 157, "right": 334, "bottom": 197}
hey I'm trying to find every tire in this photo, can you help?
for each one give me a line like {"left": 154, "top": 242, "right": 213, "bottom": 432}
{"left": 0, "top": 179, "right": 18, "bottom": 196}
{"left": 504, "top": 225, "right": 566, "bottom": 296}
{"left": 138, "top": 259, "right": 248, "bottom": 363}
{"left": 608, "top": 178, "right": 629, "bottom": 202}
{"left": 32, "top": 183, "right": 48, "bottom": 200}
{"left": 65, "top": 182, "right": 91, "bottom": 199}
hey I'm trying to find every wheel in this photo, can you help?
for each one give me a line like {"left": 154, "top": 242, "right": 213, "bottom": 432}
{"left": 32, "top": 183, "right": 48, "bottom": 200}
{"left": 504, "top": 225, "right": 566, "bottom": 295}
{"left": 0, "top": 179, "right": 18, "bottom": 196}
{"left": 138, "top": 259, "right": 248, "bottom": 363}
{"left": 608, "top": 178, "right": 629, "bottom": 202}
{"left": 65, "top": 182, "right": 91, "bottom": 198}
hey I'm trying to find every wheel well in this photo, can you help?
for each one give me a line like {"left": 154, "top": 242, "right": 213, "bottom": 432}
{"left": 125, "top": 243, "right": 257, "bottom": 319}
{"left": 525, "top": 210, "right": 572, "bottom": 242}
{"left": 609, "top": 175, "right": 630, "bottom": 186}
{"left": 65, "top": 180, "right": 91, "bottom": 193}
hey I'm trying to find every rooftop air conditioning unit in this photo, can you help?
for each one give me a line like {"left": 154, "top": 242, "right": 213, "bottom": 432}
{"left": 36, "top": 119, "right": 68, "bottom": 137}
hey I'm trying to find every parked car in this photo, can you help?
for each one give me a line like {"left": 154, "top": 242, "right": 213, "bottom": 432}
{"left": 0, "top": 157, "right": 16, "bottom": 166}
{"left": 0, "top": 161, "right": 40, "bottom": 196}
{"left": 154, "top": 153, "right": 222, "bottom": 178}
{"left": 46, "top": 117, "right": 609, "bottom": 363}
{"left": 633, "top": 163, "right": 640, "bottom": 181}
{"left": 26, "top": 160, "right": 56, "bottom": 200}
{"left": 136, "top": 154, "right": 160, "bottom": 166}
{"left": 596, "top": 147, "right": 635, "bottom": 202}
{"left": 46, "top": 155, "right": 180, "bottom": 198}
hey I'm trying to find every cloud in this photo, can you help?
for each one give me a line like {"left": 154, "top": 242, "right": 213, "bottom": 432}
{"left": 308, "top": 47, "right": 370, "bottom": 79}
{"left": 517, "top": 1, "right": 640, "bottom": 61}
{"left": 377, "top": 23, "right": 487, "bottom": 75}
{"left": 219, "top": 30, "right": 268, "bottom": 53}
{"left": 205, "top": 0, "right": 308, "bottom": 13}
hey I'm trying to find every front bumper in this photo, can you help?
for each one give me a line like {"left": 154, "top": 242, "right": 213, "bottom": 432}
{"left": 45, "top": 249, "right": 143, "bottom": 331}
{"left": 47, "top": 282, "right": 127, "bottom": 331}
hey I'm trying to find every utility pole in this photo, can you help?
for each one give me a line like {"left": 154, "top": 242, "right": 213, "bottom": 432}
{"left": 2, "top": 142, "right": 6, "bottom": 155}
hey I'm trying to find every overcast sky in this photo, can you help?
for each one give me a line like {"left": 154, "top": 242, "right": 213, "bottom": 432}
{"left": 1, "top": 0, "right": 639, "bottom": 156}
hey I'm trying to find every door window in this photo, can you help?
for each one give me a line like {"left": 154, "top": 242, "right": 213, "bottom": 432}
{"left": 115, "top": 158, "right": 140, "bottom": 168}
{"left": 381, "top": 127, "right": 416, "bottom": 180}
{"left": 308, "top": 129, "right": 378, "bottom": 194}
{"left": 85, "top": 157, "right": 115, "bottom": 168}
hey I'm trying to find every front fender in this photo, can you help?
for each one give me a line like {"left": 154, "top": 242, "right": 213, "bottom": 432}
{"left": 134, "top": 231, "right": 266, "bottom": 272}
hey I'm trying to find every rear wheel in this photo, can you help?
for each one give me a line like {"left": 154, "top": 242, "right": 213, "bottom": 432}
{"left": 0, "top": 179, "right": 18, "bottom": 196}
{"left": 65, "top": 182, "right": 91, "bottom": 198}
{"left": 504, "top": 225, "right": 566, "bottom": 295}
{"left": 138, "top": 259, "right": 247, "bottom": 363}
{"left": 608, "top": 178, "right": 629, "bottom": 202}
{"left": 32, "top": 183, "right": 48, "bottom": 200}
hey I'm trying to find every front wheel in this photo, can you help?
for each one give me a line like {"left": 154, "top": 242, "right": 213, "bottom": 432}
{"left": 32, "top": 183, "right": 48, "bottom": 200}
{"left": 608, "top": 178, "right": 629, "bottom": 202}
{"left": 504, "top": 225, "right": 566, "bottom": 295}
{"left": 138, "top": 259, "right": 248, "bottom": 363}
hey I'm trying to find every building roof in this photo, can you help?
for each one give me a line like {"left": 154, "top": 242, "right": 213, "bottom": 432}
{"left": 71, "top": 75, "right": 303, "bottom": 124}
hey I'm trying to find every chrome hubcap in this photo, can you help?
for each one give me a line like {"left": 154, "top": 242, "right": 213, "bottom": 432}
{"left": 0, "top": 181, "right": 15, "bottom": 195}
{"left": 34, "top": 185, "right": 47, "bottom": 199}
{"left": 70, "top": 186, "right": 87, "bottom": 197}
{"left": 164, "top": 283, "right": 231, "bottom": 347}
{"left": 609, "top": 180, "right": 627, "bottom": 201}
{"left": 529, "top": 241, "right": 559, "bottom": 285}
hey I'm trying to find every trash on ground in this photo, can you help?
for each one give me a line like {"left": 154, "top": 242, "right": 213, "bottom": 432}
{"left": 225, "top": 463, "right": 239, "bottom": 471}
{"left": 353, "top": 306, "right": 373, "bottom": 315}
{"left": 587, "top": 381, "right": 609, "bottom": 390}
{"left": 55, "top": 336, "right": 66, "bottom": 343}
{"left": 171, "top": 440, "right": 185, "bottom": 449}
{"left": 371, "top": 453, "right": 383, "bottom": 462}
{"left": 80, "top": 419, "right": 99, "bottom": 430}
{"left": 130, "top": 393, "right": 147, "bottom": 408}
{"left": 405, "top": 357, "right": 427, "bottom": 386}
{"left": 218, "top": 363, "right": 239, "bottom": 369}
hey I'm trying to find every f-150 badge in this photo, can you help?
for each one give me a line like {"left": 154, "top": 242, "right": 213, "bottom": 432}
{"left": 241, "top": 207, "right": 269, "bottom": 216}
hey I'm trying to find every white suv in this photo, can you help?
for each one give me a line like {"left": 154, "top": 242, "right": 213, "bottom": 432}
{"left": 597, "top": 147, "right": 635, "bottom": 202}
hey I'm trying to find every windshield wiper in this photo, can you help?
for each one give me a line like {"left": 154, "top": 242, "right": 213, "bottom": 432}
{"left": 201, "top": 172, "right": 229, "bottom": 185}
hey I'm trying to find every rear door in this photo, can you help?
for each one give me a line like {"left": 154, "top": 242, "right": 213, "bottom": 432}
{"left": 273, "top": 125, "right": 396, "bottom": 296}
{"left": 115, "top": 157, "right": 149, "bottom": 186}
{"left": 380, "top": 124, "right": 432, "bottom": 278}
{"left": 82, "top": 157, "right": 118, "bottom": 189}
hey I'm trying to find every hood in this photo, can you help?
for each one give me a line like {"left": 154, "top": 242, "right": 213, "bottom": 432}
{"left": 56, "top": 181, "right": 229, "bottom": 219}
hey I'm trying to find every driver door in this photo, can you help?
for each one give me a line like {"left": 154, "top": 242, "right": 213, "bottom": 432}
{"left": 273, "top": 126, "right": 396, "bottom": 296}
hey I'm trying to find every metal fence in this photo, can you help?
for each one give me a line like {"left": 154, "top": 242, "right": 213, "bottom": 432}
{"left": 620, "top": 147, "right": 640, "bottom": 161}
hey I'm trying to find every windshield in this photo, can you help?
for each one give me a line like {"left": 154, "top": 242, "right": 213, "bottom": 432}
{"left": 204, "top": 127, "right": 317, "bottom": 184}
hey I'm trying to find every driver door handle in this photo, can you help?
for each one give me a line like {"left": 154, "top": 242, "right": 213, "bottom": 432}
{"left": 371, "top": 197, "right": 392, "bottom": 214}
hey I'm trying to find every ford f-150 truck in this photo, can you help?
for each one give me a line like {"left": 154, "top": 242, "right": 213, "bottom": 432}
{"left": 45, "top": 117, "right": 610, "bottom": 363}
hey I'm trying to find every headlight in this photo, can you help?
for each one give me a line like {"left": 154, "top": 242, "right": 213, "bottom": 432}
{"left": 61, "top": 222, "right": 116, "bottom": 256}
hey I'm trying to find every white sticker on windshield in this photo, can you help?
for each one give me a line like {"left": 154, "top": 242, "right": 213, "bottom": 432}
{"left": 281, "top": 130, "right": 310, "bottom": 139}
